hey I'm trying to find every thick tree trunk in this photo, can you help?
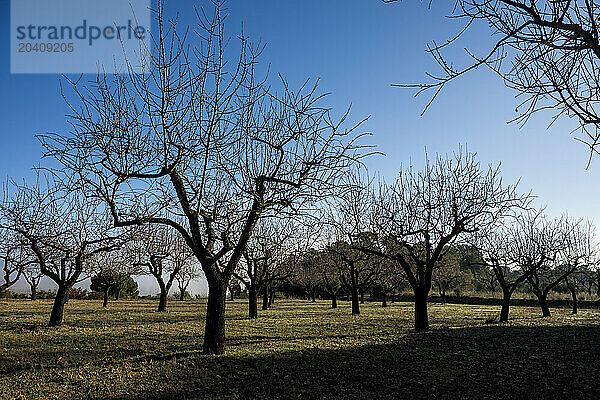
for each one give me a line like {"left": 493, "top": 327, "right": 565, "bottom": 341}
{"left": 360, "top": 290, "right": 365, "bottom": 304}
{"left": 179, "top": 290, "right": 186, "bottom": 301}
{"left": 248, "top": 286, "right": 258, "bottom": 319}
{"left": 103, "top": 288, "right": 109, "bottom": 308}
{"left": 499, "top": 289, "right": 512, "bottom": 322}
{"left": 269, "top": 289, "right": 275, "bottom": 306}
{"left": 382, "top": 292, "right": 387, "bottom": 307}
{"left": 414, "top": 288, "right": 429, "bottom": 332}
{"left": 49, "top": 286, "right": 70, "bottom": 327}
{"left": 203, "top": 281, "right": 227, "bottom": 355}
{"left": 262, "top": 286, "right": 269, "bottom": 311}
{"left": 569, "top": 286, "right": 578, "bottom": 315}
{"left": 538, "top": 292, "right": 551, "bottom": 317}
{"left": 158, "top": 289, "right": 168, "bottom": 312}
{"left": 229, "top": 288, "right": 235, "bottom": 301}
{"left": 311, "top": 291, "right": 316, "bottom": 302}
{"left": 351, "top": 287, "right": 360, "bottom": 315}
{"left": 30, "top": 285, "right": 38, "bottom": 301}
{"left": 331, "top": 294, "right": 337, "bottom": 309}
{"left": 114, "top": 288, "right": 121, "bottom": 301}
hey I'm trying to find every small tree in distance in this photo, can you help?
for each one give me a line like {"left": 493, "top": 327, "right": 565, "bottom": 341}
{"left": 369, "top": 148, "right": 530, "bottom": 332}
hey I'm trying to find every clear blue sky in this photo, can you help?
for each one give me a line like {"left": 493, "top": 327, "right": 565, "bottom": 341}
{"left": 2, "top": 0, "right": 599, "bottom": 294}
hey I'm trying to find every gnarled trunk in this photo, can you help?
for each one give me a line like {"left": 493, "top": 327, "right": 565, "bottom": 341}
{"left": 203, "top": 281, "right": 227, "bottom": 355}
{"left": 269, "top": 289, "right": 275, "bottom": 306}
{"left": 331, "top": 294, "right": 337, "bottom": 309}
{"left": 499, "top": 289, "right": 512, "bottom": 322}
{"left": 30, "top": 285, "right": 38, "bottom": 301}
{"left": 49, "top": 286, "right": 70, "bottom": 327}
{"left": 103, "top": 288, "right": 109, "bottom": 308}
{"left": 533, "top": 290, "right": 551, "bottom": 317}
{"left": 414, "top": 288, "right": 429, "bottom": 332}
{"left": 567, "top": 281, "right": 578, "bottom": 315}
{"left": 248, "top": 286, "right": 258, "bottom": 319}
{"left": 351, "top": 287, "right": 360, "bottom": 315}
{"left": 570, "top": 287, "right": 578, "bottom": 315}
{"left": 262, "top": 286, "right": 269, "bottom": 311}
{"left": 158, "top": 288, "right": 168, "bottom": 312}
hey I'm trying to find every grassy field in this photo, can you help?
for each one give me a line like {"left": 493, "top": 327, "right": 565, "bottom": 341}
{"left": 1, "top": 298, "right": 599, "bottom": 399}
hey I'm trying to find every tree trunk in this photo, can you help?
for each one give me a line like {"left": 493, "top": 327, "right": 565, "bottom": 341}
{"left": 114, "top": 287, "right": 121, "bottom": 301}
{"left": 49, "top": 286, "right": 70, "bottom": 327}
{"left": 382, "top": 292, "right": 387, "bottom": 307}
{"left": 269, "top": 289, "right": 275, "bottom": 306}
{"left": 103, "top": 288, "right": 109, "bottom": 308}
{"left": 360, "top": 290, "right": 365, "bottom": 304}
{"left": 262, "top": 286, "right": 269, "bottom": 311}
{"left": 311, "top": 290, "right": 316, "bottom": 302}
{"left": 203, "top": 281, "right": 227, "bottom": 355}
{"left": 30, "top": 285, "right": 38, "bottom": 301}
{"left": 248, "top": 286, "right": 258, "bottom": 319}
{"left": 538, "top": 292, "right": 551, "bottom": 317}
{"left": 441, "top": 288, "right": 446, "bottom": 304}
{"left": 569, "top": 286, "right": 578, "bottom": 315}
{"left": 179, "top": 290, "right": 186, "bottom": 301}
{"left": 158, "top": 288, "right": 168, "bottom": 312}
{"left": 229, "top": 288, "right": 235, "bottom": 301}
{"left": 414, "top": 288, "right": 429, "bottom": 332}
{"left": 331, "top": 294, "right": 338, "bottom": 309}
{"left": 499, "top": 289, "right": 512, "bottom": 322}
{"left": 351, "top": 287, "right": 360, "bottom": 315}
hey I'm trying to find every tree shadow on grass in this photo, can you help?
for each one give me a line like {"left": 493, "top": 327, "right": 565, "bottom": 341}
{"left": 110, "top": 324, "right": 600, "bottom": 400}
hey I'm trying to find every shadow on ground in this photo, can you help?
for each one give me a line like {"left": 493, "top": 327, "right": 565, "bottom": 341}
{"left": 112, "top": 324, "right": 600, "bottom": 400}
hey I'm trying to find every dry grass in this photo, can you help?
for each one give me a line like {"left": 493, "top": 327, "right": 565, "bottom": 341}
{"left": 1, "top": 298, "right": 599, "bottom": 399}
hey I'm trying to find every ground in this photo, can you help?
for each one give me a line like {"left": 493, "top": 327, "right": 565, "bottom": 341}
{"left": 1, "top": 298, "right": 599, "bottom": 399}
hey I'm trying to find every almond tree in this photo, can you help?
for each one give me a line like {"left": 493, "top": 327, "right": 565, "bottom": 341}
{"left": 516, "top": 214, "right": 594, "bottom": 317}
{"left": 0, "top": 229, "right": 32, "bottom": 295}
{"left": 1, "top": 179, "right": 126, "bottom": 326}
{"left": 474, "top": 223, "right": 534, "bottom": 322}
{"left": 233, "top": 218, "right": 295, "bottom": 318}
{"left": 22, "top": 262, "right": 43, "bottom": 300}
{"left": 39, "top": 0, "right": 367, "bottom": 354}
{"left": 370, "top": 149, "right": 528, "bottom": 331}
{"left": 319, "top": 248, "right": 343, "bottom": 309}
{"left": 174, "top": 256, "right": 201, "bottom": 301}
{"left": 130, "top": 225, "right": 182, "bottom": 312}
{"left": 432, "top": 250, "right": 468, "bottom": 304}
{"left": 397, "top": 0, "right": 600, "bottom": 156}
{"left": 328, "top": 239, "right": 380, "bottom": 315}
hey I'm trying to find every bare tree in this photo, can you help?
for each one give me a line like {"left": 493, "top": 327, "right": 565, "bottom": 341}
{"left": 474, "top": 222, "right": 534, "bottom": 322}
{"left": 318, "top": 247, "right": 343, "bottom": 309}
{"left": 172, "top": 236, "right": 201, "bottom": 301}
{"left": 369, "top": 149, "right": 528, "bottom": 331}
{"left": 432, "top": 250, "right": 469, "bottom": 304}
{"left": 39, "top": 0, "right": 368, "bottom": 354}
{"left": 521, "top": 214, "right": 593, "bottom": 317}
{"left": 1, "top": 179, "right": 126, "bottom": 326}
{"left": 371, "top": 258, "right": 406, "bottom": 307}
{"left": 328, "top": 239, "right": 380, "bottom": 315}
{"left": 395, "top": 0, "right": 600, "bottom": 159}
{"left": 131, "top": 225, "right": 182, "bottom": 312}
{"left": 0, "top": 229, "right": 33, "bottom": 295}
{"left": 22, "top": 262, "right": 43, "bottom": 300}
{"left": 233, "top": 218, "right": 295, "bottom": 318}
